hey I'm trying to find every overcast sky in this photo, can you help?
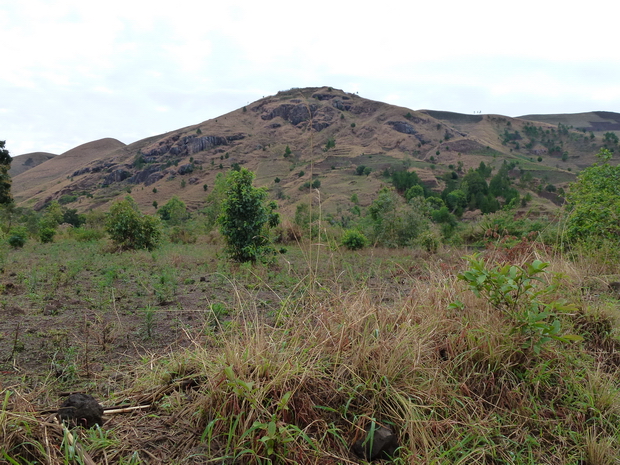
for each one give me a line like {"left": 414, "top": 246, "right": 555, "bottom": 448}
{"left": 2, "top": 0, "right": 619, "bottom": 156}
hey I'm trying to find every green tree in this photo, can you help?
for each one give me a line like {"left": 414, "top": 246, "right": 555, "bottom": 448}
{"left": 0, "top": 140, "right": 13, "bottom": 206}
{"left": 603, "top": 132, "right": 619, "bottom": 146}
{"left": 341, "top": 229, "right": 368, "bottom": 250}
{"left": 40, "top": 201, "right": 64, "bottom": 229}
{"left": 158, "top": 196, "right": 189, "bottom": 225}
{"left": 565, "top": 148, "right": 620, "bottom": 245}
{"left": 219, "top": 168, "right": 280, "bottom": 262}
{"left": 106, "top": 196, "right": 162, "bottom": 250}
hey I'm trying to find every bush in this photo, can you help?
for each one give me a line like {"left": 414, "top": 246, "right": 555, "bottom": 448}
{"left": 219, "top": 168, "right": 280, "bottom": 262}
{"left": 8, "top": 228, "right": 27, "bottom": 248}
{"left": 106, "top": 196, "right": 162, "bottom": 251}
{"left": 341, "top": 229, "right": 368, "bottom": 250}
{"left": 39, "top": 227, "right": 56, "bottom": 243}
{"left": 565, "top": 148, "right": 620, "bottom": 245}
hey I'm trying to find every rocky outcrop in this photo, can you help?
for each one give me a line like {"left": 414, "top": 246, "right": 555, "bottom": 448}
{"left": 387, "top": 121, "right": 417, "bottom": 135}
{"left": 128, "top": 164, "right": 164, "bottom": 185}
{"left": 261, "top": 104, "right": 317, "bottom": 126}
{"left": 103, "top": 168, "right": 132, "bottom": 185}
{"left": 332, "top": 99, "right": 351, "bottom": 111}
{"left": 72, "top": 167, "right": 91, "bottom": 177}
{"left": 142, "top": 133, "right": 245, "bottom": 159}
{"left": 177, "top": 164, "right": 194, "bottom": 175}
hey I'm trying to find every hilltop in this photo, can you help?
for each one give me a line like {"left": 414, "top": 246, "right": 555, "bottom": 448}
{"left": 8, "top": 152, "right": 57, "bottom": 177}
{"left": 10, "top": 87, "right": 619, "bottom": 214}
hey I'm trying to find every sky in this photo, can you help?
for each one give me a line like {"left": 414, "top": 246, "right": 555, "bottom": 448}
{"left": 2, "top": 0, "right": 619, "bottom": 156}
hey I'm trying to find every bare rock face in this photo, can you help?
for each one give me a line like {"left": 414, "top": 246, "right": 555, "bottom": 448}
{"left": 103, "top": 168, "right": 132, "bottom": 185}
{"left": 261, "top": 104, "right": 317, "bottom": 126}
{"left": 57, "top": 393, "right": 104, "bottom": 428}
{"left": 351, "top": 425, "right": 399, "bottom": 461}
{"left": 387, "top": 121, "right": 417, "bottom": 135}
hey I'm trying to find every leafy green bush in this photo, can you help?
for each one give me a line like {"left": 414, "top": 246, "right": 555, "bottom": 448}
{"left": 565, "top": 148, "right": 620, "bottom": 246}
{"left": 453, "top": 255, "right": 582, "bottom": 354}
{"left": 219, "top": 168, "right": 280, "bottom": 262}
{"left": 106, "top": 196, "right": 162, "bottom": 251}
{"left": 341, "top": 229, "right": 368, "bottom": 250}
{"left": 7, "top": 227, "right": 27, "bottom": 248}
{"left": 157, "top": 196, "right": 189, "bottom": 225}
{"left": 39, "top": 227, "right": 56, "bottom": 243}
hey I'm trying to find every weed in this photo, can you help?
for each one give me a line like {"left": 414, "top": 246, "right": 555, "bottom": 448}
{"left": 452, "top": 254, "right": 583, "bottom": 353}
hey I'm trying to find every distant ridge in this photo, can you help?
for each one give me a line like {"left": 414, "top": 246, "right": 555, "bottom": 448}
{"left": 518, "top": 111, "right": 620, "bottom": 132}
{"left": 12, "top": 138, "right": 125, "bottom": 206}
{"left": 9, "top": 152, "right": 56, "bottom": 177}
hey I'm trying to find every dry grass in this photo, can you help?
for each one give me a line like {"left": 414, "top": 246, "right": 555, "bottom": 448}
{"left": 2, "top": 241, "right": 620, "bottom": 463}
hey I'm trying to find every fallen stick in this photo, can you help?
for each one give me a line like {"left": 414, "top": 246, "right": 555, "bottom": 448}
{"left": 103, "top": 404, "right": 151, "bottom": 415}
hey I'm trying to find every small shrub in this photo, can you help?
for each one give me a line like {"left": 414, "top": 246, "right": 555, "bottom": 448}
{"left": 341, "top": 229, "right": 368, "bottom": 250}
{"left": 8, "top": 228, "right": 28, "bottom": 248}
{"left": 39, "top": 227, "right": 56, "bottom": 244}
{"left": 106, "top": 196, "right": 162, "bottom": 251}
{"left": 453, "top": 255, "right": 583, "bottom": 354}
{"left": 419, "top": 232, "right": 439, "bottom": 253}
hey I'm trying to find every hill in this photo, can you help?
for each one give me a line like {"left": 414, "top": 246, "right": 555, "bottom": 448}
{"left": 12, "top": 138, "right": 126, "bottom": 209}
{"left": 519, "top": 111, "right": 620, "bottom": 133}
{"left": 11, "top": 88, "right": 617, "bottom": 214}
{"left": 8, "top": 152, "right": 56, "bottom": 177}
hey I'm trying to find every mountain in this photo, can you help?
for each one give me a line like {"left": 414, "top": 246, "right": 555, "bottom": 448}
{"left": 12, "top": 138, "right": 125, "bottom": 209}
{"left": 10, "top": 87, "right": 617, "bottom": 214}
{"left": 518, "top": 111, "right": 620, "bottom": 132}
{"left": 9, "top": 152, "right": 57, "bottom": 177}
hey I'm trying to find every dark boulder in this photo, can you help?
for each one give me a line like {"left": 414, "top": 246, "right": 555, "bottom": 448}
{"left": 57, "top": 393, "right": 104, "bottom": 428}
{"left": 352, "top": 425, "right": 399, "bottom": 461}
{"left": 332, "top": 99, "right": 351, "bottom": 111}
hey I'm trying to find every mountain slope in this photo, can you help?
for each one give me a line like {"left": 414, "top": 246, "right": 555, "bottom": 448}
{"left": 11, "top": 87, "right": 614, "bottom": 214}
{"left": 9, "top": 152, "right": 57, "bottom": 177}
{"left": 518, "top": 111, "right": 620, "bottom": 133}
{"left": 12, "top": 138, "right": 126, "bottom": 208}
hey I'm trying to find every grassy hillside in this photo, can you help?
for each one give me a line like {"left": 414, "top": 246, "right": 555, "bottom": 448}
{"left": 11, "top": 88, "right": 616, "bottom": 217}
{"left": 8, "top": 152, "right": 56, "bottom": 177}
{"left": 11, "top": 138, "right": 126, "bottom": 208}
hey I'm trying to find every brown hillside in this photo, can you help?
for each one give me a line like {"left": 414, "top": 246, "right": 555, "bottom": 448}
{"left": 12, "top": 88, "right": 612, "bottom": 215}
{"left": 518, "top": 111, "right": 620, "bottom": 134}
{"left": 12, "top": 138, "right": 126, "bottom": 208}
{"left": 8, "top": 152, "right": 56, "bottom": 177}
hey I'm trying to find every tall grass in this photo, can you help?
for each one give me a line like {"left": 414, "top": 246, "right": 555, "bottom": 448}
{"left": 2, "top": 241, "right": 620, "bottom": 463}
